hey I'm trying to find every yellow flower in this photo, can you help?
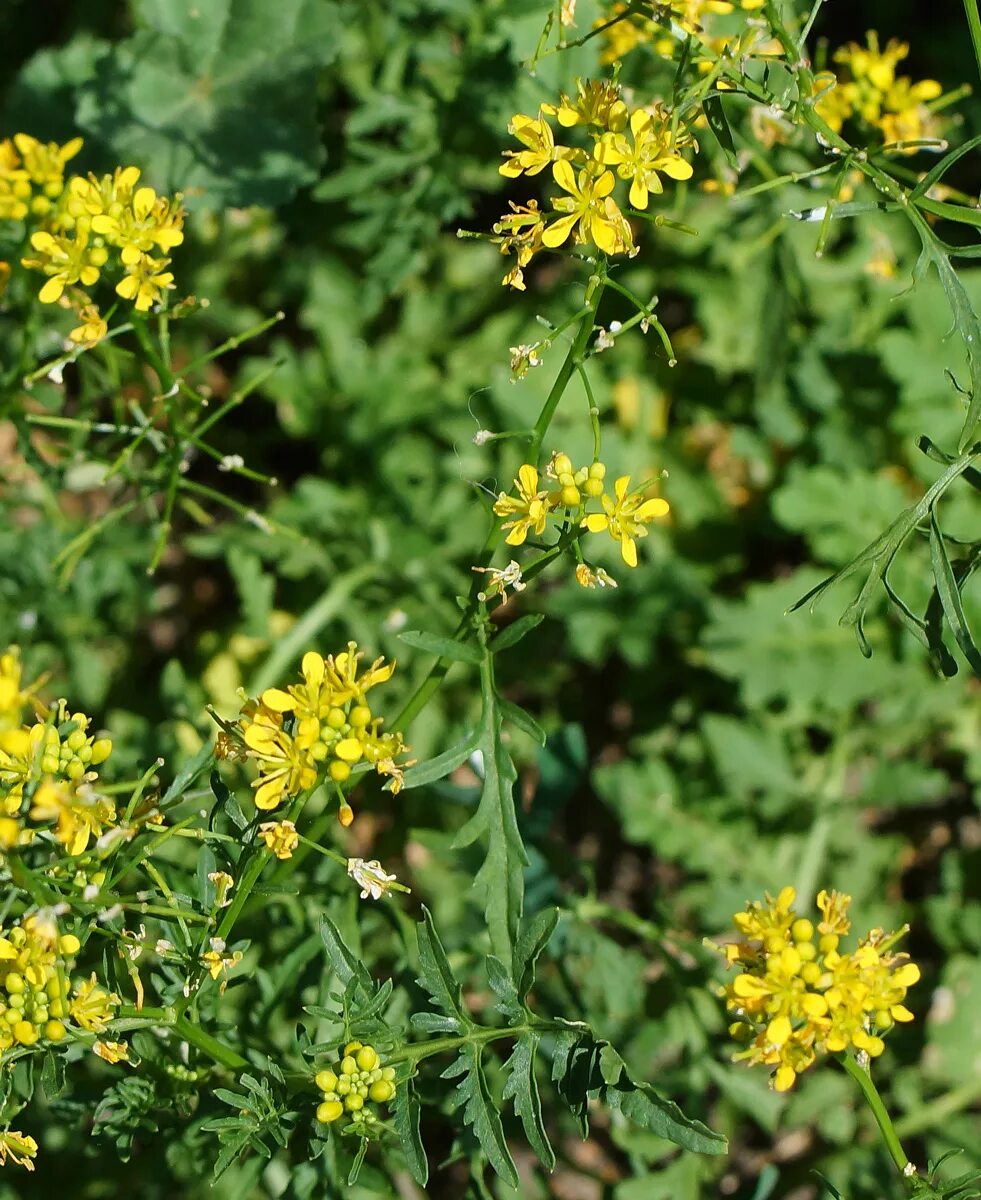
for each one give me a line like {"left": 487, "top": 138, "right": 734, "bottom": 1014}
{"left": 22, "top": 228, "right": 109, "bottom": 304}
{"left": 583, "top": 475, "right": 670, "bottom": 567}
{"left": 0, "top": 1129, "right": 39, "bottom": 1171}
{"left": 499, "top": 113, "right": 564, "bottom": 178}
{"left": 493, "top": 464, "right": 553, "bottom": 546}
{"left": 242, "top": 704, "right": 317, "bottom": 810}
{"left": 68, "top": 303, "right": 109, "bottom": 347}
{"left": 542, "top": 161, "right": 628, "bottom": 255}
{"left": 595, "top": 107, "right": 693, "bottom": 209}
{"left": 492, "top": 199, "right": 546, "bottom": 290}
{"left": 69, "top": 973, "right": 120, "bottom": 1033}
{"left": 259, "top": 819, "right": 299, "bottom": 860}
{"left": 90, "top": 182, "right": 184, "bottom": 261}
{"left": 115, "top": 253, "right": 175, "bottom": 311}
{"left": 29, "top": 779, "right": 117, "bottom": 856}
{"left": 13, "top": 133, "right": 82, "bottom": 199}
{"left": 93, "top": 1039, "right": 130, "bottom": 1064}
{"left": 544, "top": 79, "right": 628, "bottom": 131}
{"left": 201, "top": 940, "right": 242, "bottom": 993}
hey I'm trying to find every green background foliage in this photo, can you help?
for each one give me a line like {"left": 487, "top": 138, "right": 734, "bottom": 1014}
{"left": 0, "top": 0, "right": 978, "bottom": 1197}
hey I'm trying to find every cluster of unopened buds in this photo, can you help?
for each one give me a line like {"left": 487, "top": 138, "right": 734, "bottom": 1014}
{"left": 230, "top": 645, "right": 410, "bottom": 820}
{"left": 492, "top": 451, "right": 669, "bottom": 572}
{"left": 0, "top": 647, "right": 118, "bottom": 857}
{"left": 315, "top": 1041, "right": 397, "bottom": 1131}
{"left": 713, "top": 887, "right": 921, "bottom": 1092}
{"left": 0, "top": 915, "right": 119, "bottom": 1056}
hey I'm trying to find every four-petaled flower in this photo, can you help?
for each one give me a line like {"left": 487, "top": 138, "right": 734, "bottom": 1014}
{"left": 595, "top": 108, "right": 693, "bottom": 209}
{"left": 582, "top": 475, "right": 669, "bottom": 566}
{"left": 493, "top": 464, "right": 553, "bottom": 546}
{"left": 542, "top": 161, "right": 630, "bottom": 255}
{"left": 499, "top": 113, "right": 564, "bottom": 177}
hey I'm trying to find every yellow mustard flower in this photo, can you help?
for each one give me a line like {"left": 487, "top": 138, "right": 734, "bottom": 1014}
{"left": 201, "top": 940, "right": 242, "bottom": 994}
{"left": 713, "top": 887, "right": 921, "bottom": 1092}
{"left": 259, "top": 819, "right": 299, "bottom": 860}
{"left": 0, "top": 1129, "right": 39, "bottom": 1171}
{"left": 595, "top": 107, "right": 694, "bottom": 209}
{"left": 69, "top": 973, "right": 120, "bottom": 1033}
{"left": 542, "top": 161, "right": 628, "bottom": 255}
{"left": 29, "top": 779, "right": 117, "bottom": 856}
{"left": 544, "top": 79, "right": 628, "bottom": 131}
{"left": 242, "top": 703, "right": 318, "bottom": 810}
{"left": 115, "top": 253, "right": 175, "bottom": 311}
{"left": 499, "top": 113, "right": 564, "bottom": 178}
{"left": 13, "top": 133, "right": 83, "bottom": 201}
{"left": 93, "top": 1039, "right": 130, "bottom": 1064}
{"left": 90, "top": 182, "right": 184, "bottom": 261}
{"left": 492, "top": 199, "right": 546, "bottom": 290}
{"left": 493, "top": 464, "right": 553, "bottom": 546}
{"left": 68, "top": 303, "right": 109, "bottom": 347}
{"left": 22, "top": 228, "right": 108, "bottom": 304}
{"left": 582, "top": 475, "right": 670, "bottom": 567}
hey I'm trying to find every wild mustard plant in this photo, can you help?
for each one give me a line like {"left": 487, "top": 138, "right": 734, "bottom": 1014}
{"left": 0, "top": 0, "right": 979, "bottom": 1192}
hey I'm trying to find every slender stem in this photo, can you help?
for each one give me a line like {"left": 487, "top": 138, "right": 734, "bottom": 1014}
{"left": 115, "top": 1005, "right": 247, "bottom": 1070}
{"left": 892, "top": 1074, "right": 981, "bottom": 1140}
{"left": 963, "top": 0, "right": 981, "bottom": 86}
{"left": 836, "top": 1053, "right": 911, "bottom": 1178}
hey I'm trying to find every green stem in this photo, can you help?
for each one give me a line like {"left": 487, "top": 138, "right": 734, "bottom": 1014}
{"left": 386, "top": 1021, "right": 552, "bottom": 1067}
{"left": 394, "top": 275, "right": 606, "bottom": 732}
{"left": 963, "top": 0, "right": 981, "bottom": 86}
{"left": 115, "top": 1005, "right": 247, "bottom": 1070}
{"left": 892, "top": 1074, "right": 981, "bottom": 1140}
{"left": 836, "top": 1052, "right": 911, "bottom": 1179}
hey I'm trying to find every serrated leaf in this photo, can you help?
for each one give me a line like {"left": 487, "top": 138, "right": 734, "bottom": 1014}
{"left": 485, "top": 954, "right": 522, "bottom": 1021}
{"left": 602, "top": 1078, "right": 727, "bottom": 1155}
{"left": 502, "top": 1033, "right": 555, "bottom": 1171}
{"left": 74, "top": 0, "right": 338, "bottom": 207}
{"left": 393, "top": 1075, "right": 428, "bottom": 1186}
{"left": 414, "top": 907, "right": 469, "bottom": 1030}
{"left": 515, "top": 907, "right": 559, "bottom": 999}
{"left": 399, "top": 629, "right": 483, "bottom": 664}
{"left": 448, "top": 1046, "right": 519, "bottom": 1188}
{"left": 319, "top": 917, "right": 373, "bottom": 1001}
{"left": 401, "top": 732, "right": 480, "bottom": 789}
{"left": 453, "top": 652, "right": 528, "bottom": 975}
{"left": 489, "top": 613, "right": 544, "bottom": 652}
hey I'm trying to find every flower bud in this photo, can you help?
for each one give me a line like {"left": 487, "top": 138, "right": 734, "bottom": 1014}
{"left": 356, "top": 1045, "right": 378, "bottom": 1072}
{"left": 315, "top": 1069, "right": 339, "bottom": 1093}
{"left": 369, "top": 1079, "right": 395, "bottom": 1103}
{"left": 317, "top": 1100, "right": 344, "bottom": 1124}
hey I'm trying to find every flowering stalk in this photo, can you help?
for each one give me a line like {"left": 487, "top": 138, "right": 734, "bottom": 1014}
{"left": 836, "top": 1052, "right": 911, "bottom": 1178}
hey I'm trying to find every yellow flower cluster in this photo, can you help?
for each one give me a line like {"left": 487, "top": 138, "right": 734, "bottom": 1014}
{"left": 493, "top": 453, "right": 669, "bottom": 568}
{"left": 597, "top": 0, "right": 764, "bottom": 65}
{"left": 237, "top": 645, "right": 409, "bottom": 814}
{"left": 0, "top": 133, "right": 185, "bottom": 342}
{"left": 814, "top": 33, "right": 944, "bottom": 149}
{"left": 0, "top": 915, "right": 119, "bottom": 1057}
{"left": 714, "top": 887, "right": 921, "bottom": 1092}
{"left": 315, "top": 1041, "right": 396, "bottom": 1128}
{"left": 492, "top": 82, "right": 693, "bottom": 288}
{"left": 0, "top": 650, "right": 116, "bottom": 857}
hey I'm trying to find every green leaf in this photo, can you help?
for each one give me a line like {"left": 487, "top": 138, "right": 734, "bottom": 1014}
{"left": 602, "top": 1077, "right": 727, "bottom": 1155}
{"left": 399, "top": 629, "right": 483, "bottom": 664}
{"left": 703, "top": 94, "right": 737, "bottom": 168}
{"left": 401, "top": 732, "right": 479, "bottom": 789}
{"left": 500, "top": 698, "right": 546, "bottom": 746}
{"left": 452, "top": 651, "right": 529, "bottom": 976}
{"left": 414, "top": 907, "right": 469, "bottom": 1031}
{"left": 160, "top": 739, "right": 214, "bottom": 807}
{"left": 929, "top": 510, "right": 981, "bottom": 674}
{"left": 489, "top": 613, "right": 544, "bottom": 652}
{"left": 74, "top": 0, "right": 338, "bottom": 206}
{"left": 502, "top": 1033, "right": 555, "bottom": 1171}
{"left": 393, "top": 1075, "right": 428, "bottom": 1186}
{"left": 444, "top": 1046, "right": 519, "bottom": 1188}
{"left": 347, "top": 1138, "right": 368, "bottom": 1186}
{"left": 515, "top": 907, "right": 559, "bottom": 999}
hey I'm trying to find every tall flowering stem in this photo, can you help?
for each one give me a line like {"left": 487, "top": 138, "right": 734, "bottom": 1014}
{"left": 836, "top": 1052, "right": 911, "bottom": 1179}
